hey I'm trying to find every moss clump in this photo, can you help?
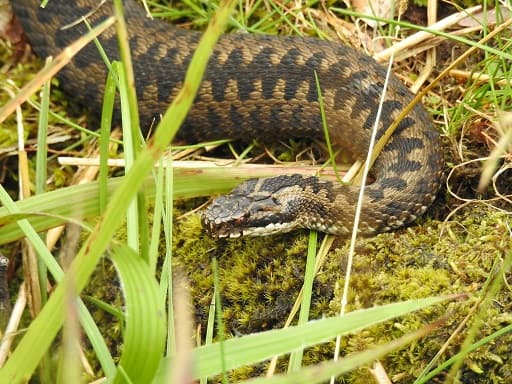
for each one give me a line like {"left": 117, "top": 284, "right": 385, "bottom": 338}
{"left": 172, "top": 212, "right": 334, "bottom": 333}
{"left": 172, "top": 204, "right": 512, "bottom": 382}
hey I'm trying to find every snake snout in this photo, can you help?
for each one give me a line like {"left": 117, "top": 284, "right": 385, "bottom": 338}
{"left": 201, "top": 194, "right": 252, "bottom": 238}
{"left": 201, "top": 180, "right": 299, "bottom": 238}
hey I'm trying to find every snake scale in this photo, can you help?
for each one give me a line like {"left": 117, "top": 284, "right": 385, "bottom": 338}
{"left": 12, "top": 0, "right": 444, "bottom": 237}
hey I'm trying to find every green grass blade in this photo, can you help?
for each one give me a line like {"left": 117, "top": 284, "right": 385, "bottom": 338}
{"left": 113, "top": 0, "right": 141, "bottom": 147}
{"left": 35, "top": 57, "right": 51, "bottom": 310}
{"left": 0, "top": 177, "right": 132, "bottom": 246}
{"left": 77, "top": 301, "right": 117, "bottom": 377}
{"left": 153, "top": 295, "right": 459, "bottom": 380}
{"left": 0, "top": 185, "right": 116, "bottom": 377}
{"left": 288, "top": 230, "right": 317, "bottom": 372}
{"left": 35, "top": 59, "right": 50, "bottom": 196}
{"left": 200, "top": 294, "right": 217, "bottom": 384}
{"left": 212, "top": 258, "right": 228, "bottom": 383}
{"left": 162, "top": 156, "right": 174, "bottom": 356}
{"left": 116, "top": 60, "right": 141, "bottom": 252}
{"left": 110, "top": 244, "right": 166, "bottom": 384}
{"left": 99, "top": 66, "right": 117, "bottom": 213}
{"left": 0, "top": 166, "right": 253, "bottom": 246}
{"left": 244, "top": 318, "right": 446, "bottom": 384}
{"left": 415, "top": 321, "right": 512, "bottom": 384}
{"left": 0, "top": 1, "right": 237, "bottom": 381}
{"left": 148, "top": 160, "right": 165, "bottom": 274}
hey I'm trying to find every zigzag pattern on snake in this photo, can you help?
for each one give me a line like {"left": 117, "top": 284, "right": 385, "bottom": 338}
{"left": 11, "top": 0, "right": 444, "bottom": 237}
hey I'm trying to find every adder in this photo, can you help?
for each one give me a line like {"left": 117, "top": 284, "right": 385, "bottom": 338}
{"left": 11, "top": 0, "right": 444, "bottom": 238}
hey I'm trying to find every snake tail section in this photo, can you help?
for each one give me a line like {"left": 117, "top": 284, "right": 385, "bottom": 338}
{"left": 12, "top": 0, "right": 444, "bottom": 236}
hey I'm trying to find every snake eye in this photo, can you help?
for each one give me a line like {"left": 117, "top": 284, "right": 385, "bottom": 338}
{"left": 248, "top": 196, "right": 279, "bottom": 214}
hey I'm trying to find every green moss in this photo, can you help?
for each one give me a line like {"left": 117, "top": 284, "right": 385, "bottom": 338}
{"left": 171, "top": 204, "right": 512, "bottom": 382}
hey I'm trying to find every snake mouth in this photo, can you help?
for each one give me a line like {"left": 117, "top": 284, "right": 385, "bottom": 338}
{"left": 201, "top": 178, "right": 299, "bottom": 238}
{"left": 202, "top": 217, "right": 296, "bottom": 238}
{"left": 201, "top": 204, "right": 297, "bottom": 238}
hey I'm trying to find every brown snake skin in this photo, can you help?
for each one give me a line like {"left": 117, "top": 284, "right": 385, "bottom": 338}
{"left": 12, "top": 0, "right": 444, "bottom": 237}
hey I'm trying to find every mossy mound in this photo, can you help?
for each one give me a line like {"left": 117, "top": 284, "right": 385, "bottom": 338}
{"left": 172, "top": 204, "right": 512, "bottom": 382}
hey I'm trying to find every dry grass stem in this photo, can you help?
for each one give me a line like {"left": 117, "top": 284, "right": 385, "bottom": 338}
{"left": 410, "top": 0, "right": 437, "bottom": 93}
{"left": 369, "top": 360, "right": 392, "bottom": 384}
{"left": 0, "top": 17, "right": 115, "bottom": 124}
{"left": 57, "top": 157, "right": 351, "bottom": 178}
{"left": 0, "top": 284, "right": 27, "bottom": 367}
{"left": 450, "top": 69, "right": 511, "bottom": 87}
{"left": 373, "top": 5, "right": 481, "bottom": 63}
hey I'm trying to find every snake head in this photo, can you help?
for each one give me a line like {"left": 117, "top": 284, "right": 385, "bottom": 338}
{"left": 201, "top": 176, "right": 311, "bottom": 238}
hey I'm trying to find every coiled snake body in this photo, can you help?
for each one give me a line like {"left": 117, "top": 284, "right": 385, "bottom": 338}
{"left": 12, "top": 0, "right": 444, "bottom": 237}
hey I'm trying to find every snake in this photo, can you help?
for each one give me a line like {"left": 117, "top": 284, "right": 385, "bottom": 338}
{"left": 12, "top": 0, "right": 444, "bottom": 238}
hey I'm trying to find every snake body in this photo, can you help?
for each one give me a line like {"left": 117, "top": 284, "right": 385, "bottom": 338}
{"left": 12, "top": 0, "right": 444, "bottom": 237}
